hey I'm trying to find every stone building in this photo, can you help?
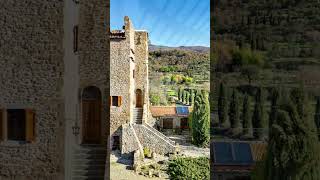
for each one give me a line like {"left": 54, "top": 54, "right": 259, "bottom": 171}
{"left": 0, "top": 0, "right": 108, "bottom": 179}
{"left": 150, "top": 106, "right": 192, "bottom": 130}
{"left": 110, "top": 17, "right": 177, "bottom": 156}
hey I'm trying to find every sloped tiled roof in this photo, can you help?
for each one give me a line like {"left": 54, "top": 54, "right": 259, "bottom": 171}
{"left": 150, "top": 106, "right": 192, "bottom": 117}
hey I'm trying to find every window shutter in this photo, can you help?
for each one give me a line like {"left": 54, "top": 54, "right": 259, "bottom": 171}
{"left": 25, "top": 109, "right": 35, "bottom": 142}
{"left": 109, "top": 96, "right": 112, "bottom": 107}
{"left": 0, "top": 109, "right": 3, "bottom": 141}
{"left": 118, "top": 96, "right": 122, "bottom": 107}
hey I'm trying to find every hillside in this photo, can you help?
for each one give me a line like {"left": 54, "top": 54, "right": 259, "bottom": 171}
{"left": 149, "top": 44, "right": 210, "bottom": 53}
{"left": 148, "top": 46, "right": 210, "bottom": 106}
{"left": 212, "top": 0, "right": 320, "bottom": 92}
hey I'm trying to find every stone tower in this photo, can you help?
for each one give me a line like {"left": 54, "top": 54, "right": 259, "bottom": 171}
{"left": 110, "top": 17, "right": 176, "bottom": 157}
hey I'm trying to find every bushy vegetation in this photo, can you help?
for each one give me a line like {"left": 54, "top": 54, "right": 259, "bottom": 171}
{"left": 232, "top": 48, "right": 264, "bottom": 67}
{"left": 167, "top": 157, "right": 209, "bottom": 180}
{"left": 160, "top": 74, "right": 193, "bottom": 85}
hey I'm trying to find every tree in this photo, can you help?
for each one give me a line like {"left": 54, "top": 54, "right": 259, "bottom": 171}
{"left": 269, "top": 88, "right": 280, "bottom": 128}
{"left": 229, "top": 89, "right": 241, "bottom": 136}
{"left": 190, "top": 89, "right": 195, "bottom": 105}
{"left": 178, "top": 87, "right": 184, "bottom": 102}
{"left": 252, "top": 96, "right": 320, "bottom": 180}
{"left": 314, "top": 96, "right": 320, "bottom": 139}
{"left": 290, "top": 86, "right": 306, "bottom": 119}
{"left": 150, "top": 93, "right": 160, "bottom": 105}
{"left": 241, "top": 65, "right": 260, "bottom": 85}
{"left": 252, "top": 87, "right": 267, "bottom": 140}
{"left": 191, "top": 90, "right": 210, "bottom": 147}
{"left": 242, "top": 94, "right": 253, "bottom": 138}
{"left": 183, "top": 90, "right": 187, "bottom": 104}
{"left": 186, "top": 91, "right": 190, "bottom": 105}
{"left": 218, "top": 83, "right": 228, "bottom": 127}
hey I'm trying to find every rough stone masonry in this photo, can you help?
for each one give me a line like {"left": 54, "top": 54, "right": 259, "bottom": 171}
{"left": 110, "top": 17, "right": 177, "bottom": 157}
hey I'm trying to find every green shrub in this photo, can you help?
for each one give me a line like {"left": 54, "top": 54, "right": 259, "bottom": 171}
{"left": 150, "top": 93, "right": 161, "bottom": 105}
{"left": 232, "top": 48, "right": 264, "bottom": 67}
{"left": 168, "top": 157, "right": 209, "bottom": 180}
{"left": 143, "top": 147, "right": 152, "bottom": 158}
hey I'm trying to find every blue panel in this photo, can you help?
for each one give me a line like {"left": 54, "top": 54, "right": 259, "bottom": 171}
{"left": 176, "top": 106, "right": 189, "bottom": 115}
{"left": 213, "top": 142, "right": 233, "bottom": 164}
{"left": 233, "top": 142, "right": 253, "bottom": 164}
{"left": 213, "top": 142, "right": 253, "bottom": 165}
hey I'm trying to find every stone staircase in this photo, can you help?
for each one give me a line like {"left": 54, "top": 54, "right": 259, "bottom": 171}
{"left": 133, "top": 108, "right": 143, "bottom": 124}
{"left": 72, "top": 144, "right": 107, "bottom": 180}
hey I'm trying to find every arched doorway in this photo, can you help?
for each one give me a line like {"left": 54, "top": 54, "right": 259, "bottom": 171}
{"left": 82, "top": 86, "right": 101, "bottom": 144}
{"left": 136, "top": 89, "right": 143, "bottom": 108}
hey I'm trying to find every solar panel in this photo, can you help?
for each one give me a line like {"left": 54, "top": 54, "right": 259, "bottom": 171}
{"left": 213, "top": 142, "right": 253, "bottom": 165}
{"left": 176, "top": 106, "right": 189, "bottom": 115}
{"left": 233, "top": 142, "right": 253, "bottom": 165}
{"left": 213, "top": 142, "right": 233, "bottom": 164}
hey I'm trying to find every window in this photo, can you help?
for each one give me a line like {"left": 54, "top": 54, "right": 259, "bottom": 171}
{"left": 7, "top": 109, "right": 26, "bottom": 141}
{"left": 0, "top": 109, "right": 35, "bottom": 142}
{"left": 133, "top": 69, "right": 135, "bottom": 78}
{"left": 110, "top": 96, "right": 122, "bottom": 107}
{"left": 73, "top": 25, "right": 78, "bottom": 53}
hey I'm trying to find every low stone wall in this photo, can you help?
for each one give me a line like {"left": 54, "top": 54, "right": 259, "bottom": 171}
{"left": 132, "top": 124, "right": 176, "bottom": 155}
{"left": 121, "top": 124, "right": 143, "bottom": 156}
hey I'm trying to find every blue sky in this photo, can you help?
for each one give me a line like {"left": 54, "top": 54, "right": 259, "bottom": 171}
{"left": 110, "top": 0, "right": 210, "bottom": 47}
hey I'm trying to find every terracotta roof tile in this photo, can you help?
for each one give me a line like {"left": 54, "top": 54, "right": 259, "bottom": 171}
{"left": 150, "top": 106, "right": 176, "bottom": 117}
{"left": 150, "top": 106, "right": 192, "bottom": 117}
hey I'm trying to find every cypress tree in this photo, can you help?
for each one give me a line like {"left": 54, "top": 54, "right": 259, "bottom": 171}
{"left": 290, "top": 86, "right": 305, "bottom": 119}
{"left": 178, "top": 87, "right": 184, "bottom": 102}
{"left": 242, "top": 94, "right": 253, "bottom": 138}
{"left": 191, "top": 90, "right": 210, "bottom": 147}
{"left": 252, "top": 87, "right": 267, "bottom": 140}
{"left": 190, "top": 89, "right": 195, "bottom": 105}
{"left": 183, "top": 90, "right": 187, "bottom": 104}
{"left": 269, "top": 88, "right": 280, "bottom": 129}
{"left": 252, "top": 96, "right": 320, "bottom": 180}
{"left": 314, "top": 96, "right": 320, "bottom": 139}
{"left": 218, "top": 82, "right": 228, "bottom": 127}
{"left": 186, "top": 92, "right": 190, "bottom": 105}
{"left": 229, "top": 89, "right": 241, "bottom": 136}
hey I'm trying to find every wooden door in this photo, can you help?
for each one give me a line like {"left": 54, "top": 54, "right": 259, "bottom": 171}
{"left": 82, "top": 100, "right": 101, "bottom": 144}
{"left": 136, "top": 89, "right": 143, "bottom": 108}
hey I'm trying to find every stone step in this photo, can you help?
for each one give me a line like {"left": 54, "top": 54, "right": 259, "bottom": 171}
{"left": 73, "top": 159, "right": 106, "bottom": 165}
{"left": 74, "top": 149, "right": 107, "bottom": 155}
{"left": 73, "top": 164, "right": 105, "bottom": 171}
{"left": 74, "top": 154, "right": 106, "bottom": 160}
{"left": 72, "top": 176, "right": 105, "bottom": 180}
{"left": 73, "top": 169, "right": 105, "bottom": 176}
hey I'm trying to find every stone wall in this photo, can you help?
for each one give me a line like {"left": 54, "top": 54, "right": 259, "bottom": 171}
{"left": 0, "top": 0, "right": 65, "bottom": 179}
{"left": 79, "top": 0, "right": 109, "bottom": 144}
{"left": 110, "top": 17, "right": 136, "bottom": 135}
{"left": 134, "top": 31, "right": 151, "bottom": 123}
{"left": 121, "top": 124, "right": 143, "bottom": 156}
{"left": 132, "top": 124, "right": 176, "bottom": 155}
